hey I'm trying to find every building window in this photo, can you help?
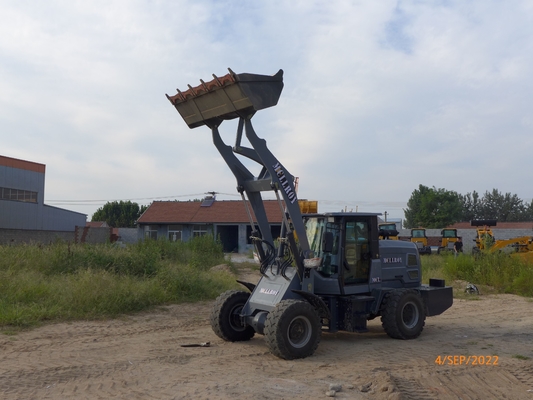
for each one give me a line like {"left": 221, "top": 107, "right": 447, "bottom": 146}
{"left": 193, "top": 224, "right": 210, "bottom": 237}
{"left": 144, "top": 225, "right": 158, "bottom": 240}
{"left": 0, "top": 187, "right": 38, "bottom": 203}
{"left": 168, "top": 225, "right": 183, "bottom": 241}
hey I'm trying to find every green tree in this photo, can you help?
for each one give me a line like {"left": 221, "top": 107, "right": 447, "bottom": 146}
{"left": 404, "top": 185, "right": 462, "bottom": 228}
{"left": 524, "top": 199, "right": 533, "bottom": 221}
{"left": 479, "top": 189, "right": 525, "bottom": 222}
{"left": 460, "top": 191, "right": 482, "bottom": 221}
{"left": 91, "top": 201, "right": 148, "bottom": 228}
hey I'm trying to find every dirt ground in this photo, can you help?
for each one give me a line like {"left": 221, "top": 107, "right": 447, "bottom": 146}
{"left": 1, "top": 260, "right": 533, "bottom": 400}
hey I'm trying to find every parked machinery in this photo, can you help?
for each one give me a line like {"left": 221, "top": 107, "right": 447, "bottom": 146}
{"left": 410, "top": 228, "right": 432, "bottom": 255}
{"left": 437, "top": 228, "right": 460, "bottom": 254}
{"left": 167, "top": 69, "right": 453, "bottom": 360}
{"left": 489, "top": 236, "right": 533, "bottom": 255}
{"left": 378, "top": 222, "right": 399, "bottom": 240}
{"left": 471, "top": 220, "right": 497, "bottom": 254}
{"left": 471, "top": 220, "right": 533, "bottom": 260}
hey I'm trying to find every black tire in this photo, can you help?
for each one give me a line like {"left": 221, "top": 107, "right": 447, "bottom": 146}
{"left": 381, "top": 289, "right": 426, "bottom": 340}
{"left": 210, "top": 290, "right": 255, "bottom": 342}
{"left": 264, "top": 299, "right": 321, "bottom": 360}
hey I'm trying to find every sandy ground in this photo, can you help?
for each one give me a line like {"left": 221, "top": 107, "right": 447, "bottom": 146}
{"left": 1, "top": 259, "right": 533, "bottom": 400}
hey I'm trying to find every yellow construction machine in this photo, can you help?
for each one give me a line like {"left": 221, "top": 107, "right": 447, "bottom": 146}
{"left": 471, "top": 220, "right": 496, "bottom": 253}
{"left": 437, "top": 229, "right": 460, "bottom": 254}
{"left": 378, "top": 222, "right": 399, "bottom": 240}
{"left": 471, "top": 220, "right": 533, "bottom": 261}
{"left": 410, "top": 228, "right": 432, "bottom": 255}
{"left": 484, "top": 236, "right": 533, "bottom": 262}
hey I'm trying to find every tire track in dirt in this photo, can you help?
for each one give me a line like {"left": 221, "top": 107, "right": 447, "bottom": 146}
{"left": 1, "top": 290, "right": 532, "bottom": 399}
{"left": 0, "top": 303, "right": 216, "bottom": 399}
{"left": 0, "top": 361, "right": 132, "bottom": 396}
{"left": 392, "top": 361, "right": 533, "bottom": 400}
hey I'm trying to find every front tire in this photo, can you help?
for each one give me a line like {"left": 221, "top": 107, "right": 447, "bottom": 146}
{"left": 381, "top": 289, "right": 426, "bottom": 339}
{"left": 264, "top": 300, "right": 321, "bottom": 360}
{"left": 210, "top": 290, "right": 255, "bottom": 342}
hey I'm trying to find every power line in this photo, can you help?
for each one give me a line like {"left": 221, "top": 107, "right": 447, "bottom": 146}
{"left": 46, "top": 192, "right": 241, "bottom": 205}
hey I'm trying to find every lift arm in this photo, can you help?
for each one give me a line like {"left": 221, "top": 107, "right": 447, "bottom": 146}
{"left": 167, "top": 69, "right": 310, "bottom": 271}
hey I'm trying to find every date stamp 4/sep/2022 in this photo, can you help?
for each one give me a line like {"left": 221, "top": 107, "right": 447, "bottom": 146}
{"left": 435, "top": 355, "right": 499, "bottom": 366}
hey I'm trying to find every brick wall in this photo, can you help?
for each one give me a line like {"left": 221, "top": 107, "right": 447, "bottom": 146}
{"left": 0, "top": 226, "right": 115, "bottom": 245}
{"left": 74, "top": 226, "right": 112, "bottom": 244}
{"left": 0, "top": 228, "right": 74, "bottom": 245}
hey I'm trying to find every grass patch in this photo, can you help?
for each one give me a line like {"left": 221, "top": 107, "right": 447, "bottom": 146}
{"left": 422, "top": 252, "right": 533, "bottom": 298}
{"left": 0, "top": 236, "right": 239, "bottom": 329}
{"left": 2, "top": 237, "right": 532, "bottom": 330}
{"left": 511, "top": 354, "right": 531, "bottom": 360}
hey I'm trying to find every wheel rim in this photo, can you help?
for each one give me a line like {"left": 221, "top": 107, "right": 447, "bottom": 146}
{"left": 287, "top": 316, "right": 312, "bottom": 348}
{"left": 228, "top": 304, "right": 246, "bottom": 332}
{"left": 401, "top": 301, "right": 419, "bottom": 329}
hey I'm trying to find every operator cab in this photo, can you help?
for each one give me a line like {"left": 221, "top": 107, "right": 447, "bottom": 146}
{"left": 303, "top": 213, "right": 379, "bottom": 288}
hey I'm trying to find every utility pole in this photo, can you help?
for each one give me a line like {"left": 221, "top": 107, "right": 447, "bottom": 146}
{"left": 384, "top": 211, "right": 388, "bottom": 222}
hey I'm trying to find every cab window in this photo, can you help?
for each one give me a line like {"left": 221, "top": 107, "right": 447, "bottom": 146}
{"left": 344, "top": 221, "right": 370, "bottom": 284}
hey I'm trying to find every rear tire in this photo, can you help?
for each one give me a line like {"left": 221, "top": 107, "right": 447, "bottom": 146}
{"left": 210, "top": 290, "right": 255, "bottom": 342}
{"left": 264, "top": 300, "right": 321, "bottom": 360}
{"left": 381, "top": 289, "right": 426, "bottom": 339}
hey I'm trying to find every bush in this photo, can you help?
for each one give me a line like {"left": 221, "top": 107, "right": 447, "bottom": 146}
{"left": 0, "top": 237, "right": 236, "bottom": 328}
{"left": 427, "top": 251, "right": 533, "bottom": 296}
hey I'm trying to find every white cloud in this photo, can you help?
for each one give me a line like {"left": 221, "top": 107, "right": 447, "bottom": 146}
{"left": 1, "top": 0, "right": 533, "bottom": 220}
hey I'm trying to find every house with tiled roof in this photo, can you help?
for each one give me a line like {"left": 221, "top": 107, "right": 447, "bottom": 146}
{"left": 136, "top": 197, "right": 284, "bottom": 253}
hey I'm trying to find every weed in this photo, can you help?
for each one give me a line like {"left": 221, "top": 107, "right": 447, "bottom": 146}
{"left": 512, "top": 354, "right": 531, "bottom": 360}
{"left": 423, "top": 252, "right": 533, "bottom": 298}
{"left": 0, "top": 237, "right": 237, "bottom": 328}
{"left": 2, "top": 238, "right": 531, "bottom": 329}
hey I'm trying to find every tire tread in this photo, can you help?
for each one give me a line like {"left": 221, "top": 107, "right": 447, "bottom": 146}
{"left": 381, "top": 289, "right": 426, "bottom": 340}
{"left": 264, "top": 299, "right": 321, "bottom": 360}
{"left": 210, "top": 290, "right": 255, "bottom": 342}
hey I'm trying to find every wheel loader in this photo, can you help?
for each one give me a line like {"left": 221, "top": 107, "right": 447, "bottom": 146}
{"left": 378, "top": 222, "right": 399, "bottom": 240}
{"left": 471, "top": 219, "right": 497, "bottom": 255}
{"left": 166, "top": 69, "right": 453, "bottom": 360}
{"left": 409, "top": 228, "right": 432, "bottom": 255}
{"left": 437, "top": 228, "right": 460, "bottom": 254}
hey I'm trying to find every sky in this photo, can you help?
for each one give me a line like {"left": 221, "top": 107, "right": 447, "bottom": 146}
{"left": 1, "top": 0, "right": 532, "bottom": 222}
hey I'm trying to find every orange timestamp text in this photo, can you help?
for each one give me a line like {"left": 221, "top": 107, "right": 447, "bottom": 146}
{"left": 435, "top": 355, "right": 499, "bottom": 366}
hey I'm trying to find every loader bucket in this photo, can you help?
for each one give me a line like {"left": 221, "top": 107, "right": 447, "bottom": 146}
{"left": 167, "top": 69, "right": 284, "bottom": 129}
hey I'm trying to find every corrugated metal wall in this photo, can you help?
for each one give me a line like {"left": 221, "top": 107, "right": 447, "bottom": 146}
{"left": 0, "top": 163, "right": 86, "bottom": 231}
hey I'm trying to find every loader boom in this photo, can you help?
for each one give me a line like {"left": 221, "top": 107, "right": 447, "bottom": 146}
{"left": 167, "top": 68, "right": 309, "bottom": 273}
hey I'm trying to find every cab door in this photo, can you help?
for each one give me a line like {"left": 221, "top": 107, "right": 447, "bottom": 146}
{"left": 343, "top": 220, "right": 371, "bottom": 285}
